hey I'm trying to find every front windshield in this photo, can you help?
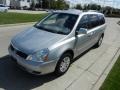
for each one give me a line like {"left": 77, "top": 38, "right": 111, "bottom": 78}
{"left": 35, "top": 13, "right": 78, "bottom": 35}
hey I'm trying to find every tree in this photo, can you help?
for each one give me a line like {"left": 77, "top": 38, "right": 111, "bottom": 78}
{"left": 56, "top": 0, "right": 65, "bottom": 9}
{"left": 97, "top": 5, "right": 102, "bottom": 11}
{"left": 89, "top": 4, "right": 98, "bottom": 10}
{"left": 50, "top": 0, "right": 57, "bottom": 9}
{"left": 87, "top": 4, "right": 91, "bottom": 10}
{"left": 75, "top": 4, "right": 82, "bottom": 10}
{"left": 30, "top": 0, "right": 36, "bottom": 10}
{"left": 104, "top": 6, "right": 112, "bottom": 15}
{"left": 42, "top": 0, "right": 49, "bottom": 9}
{"left": 37, "top": 0, "right": 43, "bottom": 8}
{"left": 42, "top": 0, "right": 69, "bottom": 9}
{"left": 83, "top": 4, "right": 88, "bottom": 10}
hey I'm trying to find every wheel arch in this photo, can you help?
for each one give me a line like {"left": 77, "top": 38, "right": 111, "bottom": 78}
{"left": 61, "top": 49, "right": 74, "bottom": 59}
{"left": 101, "top": 33, "right": 104, "bottom": 37}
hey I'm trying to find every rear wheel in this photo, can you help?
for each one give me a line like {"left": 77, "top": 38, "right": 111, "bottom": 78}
{"left": 55, "top": 53, "right": 72, "bottom": 76}
{"left": 94, "top": 35, "right": 103, "bottom": 48}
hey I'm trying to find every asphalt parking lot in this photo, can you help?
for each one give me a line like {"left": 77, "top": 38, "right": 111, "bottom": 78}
{"left": 0, "top": 18, "right": 120, "bottom": 90}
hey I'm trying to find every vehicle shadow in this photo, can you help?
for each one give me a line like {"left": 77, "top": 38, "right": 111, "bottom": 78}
{"left": 0, "top": 46, "right": 95, "bottom": 90}
{"left": 0, "top": 55, "right": 59, "bottom": 90}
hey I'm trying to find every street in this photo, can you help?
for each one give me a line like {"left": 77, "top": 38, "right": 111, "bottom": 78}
{"left": 8, "top": 10, "right": 47, "bottom": 14}
{"left": 0, "top": 18, "right": 120, "bottom": 90}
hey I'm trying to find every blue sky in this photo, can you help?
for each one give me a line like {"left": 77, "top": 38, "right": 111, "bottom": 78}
{"left": 66, "top": 0, "right": 120, "bottom": 8}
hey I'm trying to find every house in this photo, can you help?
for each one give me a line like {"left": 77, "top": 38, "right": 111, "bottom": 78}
{"left": 0, "top": 0, "right": 10, "bottom": 6}
{"left": 10, "top": 0, "right": 32, "bottom": 9}
{"left": 0, "top": 0, "right": 40, "bottom": 9}
{"left": 11, "top": 0, "right": 41, "bottom": 9}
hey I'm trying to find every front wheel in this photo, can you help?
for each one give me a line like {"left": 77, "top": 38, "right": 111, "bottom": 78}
{"left": 55, "top": 53, "right": 72, "bottom": 76}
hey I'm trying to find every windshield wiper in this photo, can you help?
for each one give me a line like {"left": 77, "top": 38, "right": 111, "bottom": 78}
{"left": 34, "top": 25, "right": 56, "bottom": 33}
{"left": 56, "top": 31, "right": 67, "bottom": 35}
{"left": 34, "top": 25, "right": 43, "bottom": 29}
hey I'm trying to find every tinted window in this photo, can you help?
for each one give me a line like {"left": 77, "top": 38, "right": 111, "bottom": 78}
{"left": 98, "top": 15, "right": 105, "bottom": 25}
{"left": 76, "top": 15, "right": 89, "bottom": 30}
{"left": 89, "top": 14, "right": 99, "bottom": 29}
{"left": 0, "top": 5, "right": 4, "bottom": 7}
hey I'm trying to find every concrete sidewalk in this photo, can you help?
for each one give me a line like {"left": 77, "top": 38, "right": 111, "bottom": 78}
{"left": 0, "top": 22, "right": 35, "bottom": 28}
{"left": 0, "top": 18, "right": 120, "bottom": 90}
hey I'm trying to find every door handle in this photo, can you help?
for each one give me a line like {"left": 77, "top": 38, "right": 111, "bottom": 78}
{"left": 87, "top": 32, "right": 94, "bottom": 37}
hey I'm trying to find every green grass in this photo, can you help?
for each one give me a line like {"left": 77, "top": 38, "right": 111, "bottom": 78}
{"left": 100, "top": 56, "right": 120, "bottom": 90}
{"left": 0, "top": 12, "right": 48, "bottom": 25}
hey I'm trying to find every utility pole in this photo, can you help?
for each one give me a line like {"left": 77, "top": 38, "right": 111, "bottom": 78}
{"left": 102, "top": 0, "right": 105, "bottom": 14}
{"left": 111, "top": 0, "right": 115, "bottom": 14}
{"left": 103, "top": 0, "right": 105, "bottom": 7}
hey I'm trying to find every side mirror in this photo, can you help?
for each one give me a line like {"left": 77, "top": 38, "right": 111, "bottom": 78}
{"left": 76, "top": 28, "right": 87, "bottom": 35}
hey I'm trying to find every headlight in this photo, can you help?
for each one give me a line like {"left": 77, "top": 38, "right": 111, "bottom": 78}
{"left": 36, "top": 48, "right": 49, "bottom": 62}
{"left": 26, "top": 48, "right": 49, "bottom": 62}
{"left": 26, "top": 55, "right": 33, "bottom": 61}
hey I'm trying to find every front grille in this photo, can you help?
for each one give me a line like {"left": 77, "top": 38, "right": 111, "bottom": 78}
{"left": 10, "top": 44, "right": 28, "bottom": 59}
{"left": 16, "top": 51, "right": 28, "bottom": 59}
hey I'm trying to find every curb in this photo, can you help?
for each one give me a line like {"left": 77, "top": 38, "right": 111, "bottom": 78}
{"left": 0, "top": 22, "right": 36, "bottom": 27}
{"left": 92, "top": 47, "right": 120, "bottom": 90}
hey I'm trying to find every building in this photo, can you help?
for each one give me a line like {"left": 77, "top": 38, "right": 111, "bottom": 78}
{"left": 10, "top": 0, "right": 32, "bottom": 9}
{"left": 0, "top": 0, "right": 10, "bottom": 6}
{"left": 0, "top": 0, "right": 40, "bottom": 9}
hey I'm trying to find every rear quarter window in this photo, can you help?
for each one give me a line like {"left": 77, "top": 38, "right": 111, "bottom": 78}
{"left": 89, "top": 14, "right": 99, "bottom": 29}
{"left": 98, "top": 14, "right": 105, "bottom": 25}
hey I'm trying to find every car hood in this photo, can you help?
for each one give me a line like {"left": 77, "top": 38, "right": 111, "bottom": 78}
{"left": 12, "top": 27, "right": 66, "bottom": 54}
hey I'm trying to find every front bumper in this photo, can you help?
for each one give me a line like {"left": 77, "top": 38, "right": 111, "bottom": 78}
{"left": 8, "top": 47, "right": 57, "bottom": 75}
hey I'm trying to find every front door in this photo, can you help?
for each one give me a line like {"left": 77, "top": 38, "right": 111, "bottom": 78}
{"left": 75, "top": 15, "right": 93, "bottom": 55}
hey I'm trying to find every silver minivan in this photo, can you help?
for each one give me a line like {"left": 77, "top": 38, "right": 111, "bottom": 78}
{"left": 8, "top": 9, "right": 106, "bottom": 75}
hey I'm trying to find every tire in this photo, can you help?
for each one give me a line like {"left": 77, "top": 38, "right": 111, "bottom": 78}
{"left": 94, "top": 35, "right": 103, "bottom": 48}
{"left": 10, "top": 56, "right": 17, "bottom": 65}
{"left": 10, "top": 56, "right": 16, "bottom": 60}
{"left": 55, "top": 53, "right": 72, "bottom": 76}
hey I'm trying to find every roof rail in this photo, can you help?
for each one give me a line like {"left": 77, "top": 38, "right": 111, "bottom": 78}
{"left": 87, "top": 10, "right": 99, "bottom": 12}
